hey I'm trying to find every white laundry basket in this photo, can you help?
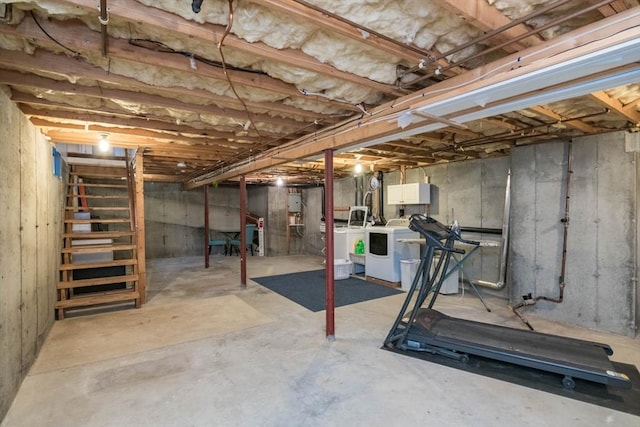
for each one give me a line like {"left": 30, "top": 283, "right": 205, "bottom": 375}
{"left": 334, "top": 259, "right": 353, "bottom": 280}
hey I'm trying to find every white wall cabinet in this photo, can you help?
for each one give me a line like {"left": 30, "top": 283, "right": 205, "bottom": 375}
{"left": 387, "top": 183, "right": 430, "bottom": 204}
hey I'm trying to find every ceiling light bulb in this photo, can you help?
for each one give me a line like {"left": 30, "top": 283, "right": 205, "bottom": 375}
{"left": 276, "top": 177, "right": 284, "bottom": 186}
{"left": 354, "top": 163, "right": 363, "bottom": 174}
{"left": 98, "top": 134, "right": 110, "bottom": 152}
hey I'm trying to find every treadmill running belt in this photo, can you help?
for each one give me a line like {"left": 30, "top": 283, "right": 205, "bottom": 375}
{"left": 407, "top": 308, "right": 629, "bottom": 388}
{"left": 415, "top": 309, "right": 614, "bottom": 370}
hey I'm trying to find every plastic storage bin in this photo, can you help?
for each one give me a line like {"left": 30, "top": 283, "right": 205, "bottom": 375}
{"left": 334, "top": 259, "right": 353, "bottom": 280}
{"left": 349, "top": 253, "right": 366, "bottom": 275}
{"left": 400, "top": 259, "right": 420, "bottom": 291}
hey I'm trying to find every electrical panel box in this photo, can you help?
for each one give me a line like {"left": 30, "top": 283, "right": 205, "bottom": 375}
{"left": 288, "top": 193, "right": 302, "bottom": 212}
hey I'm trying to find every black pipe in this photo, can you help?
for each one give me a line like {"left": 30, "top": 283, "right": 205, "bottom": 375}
{"left": 320, "top": 184, "right": 325, "bottom": 221}
{"left": 459, "top": 227, "right": 502, "bottom": 235}
{"left": 192, "top": 0, "right": 204, "bottom": 13}
{"left": 378, "top": 171, "right": 386, "bottom": 225}
{"left": 512, "top": 140, "right": 574, "bottom": 330}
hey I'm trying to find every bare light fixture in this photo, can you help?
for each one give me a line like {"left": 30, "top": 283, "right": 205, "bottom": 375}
{"left": 354, "top": 163, "right": 363, "bottom": 174}
{"left": 98, "top": 133, "right": 110, "bottom": 152}
{"left": 276, "top": 177, "right": 284, "bottom": 186}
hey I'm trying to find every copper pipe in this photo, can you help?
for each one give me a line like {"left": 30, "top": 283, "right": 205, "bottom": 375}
{"left": 536, "top": 139, "right": 573, "bottom": 303}
{"left": 400, "top": 0, "right": 575, "bottom": 78}
{"left": 404, "top": 0, "right": 616, "bottom": 87}
{"left": 453, "top": 110, "right": 610, "bottom": 150}
{"left": 510, "top": 140, "right": 574, "bottom": 330}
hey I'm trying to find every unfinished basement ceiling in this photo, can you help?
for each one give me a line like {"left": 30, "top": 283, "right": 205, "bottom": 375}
{"left": 0, "top": 0, "right": 638, "bottom": 185}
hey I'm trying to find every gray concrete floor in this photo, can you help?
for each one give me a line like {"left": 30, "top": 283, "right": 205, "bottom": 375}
{"left": 2, "top": 255, "right": 640, "bottom": 426}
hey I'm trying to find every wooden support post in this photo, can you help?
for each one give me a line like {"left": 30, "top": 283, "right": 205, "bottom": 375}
{"left": 134, "top": 150, "right": 147, "bottom": 303}
{"left": 240, "top": 175, "right": 247, "bottom": 287}
{"left": 204, "top": 184, "right": 210, "bottom": 269}
{"left": 324, "top": 149, "right": 335, "bottom": 339}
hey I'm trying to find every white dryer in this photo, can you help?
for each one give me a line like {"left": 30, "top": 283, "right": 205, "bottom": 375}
{"left": 365, "top": 219, "right": 419, "bottom": 283}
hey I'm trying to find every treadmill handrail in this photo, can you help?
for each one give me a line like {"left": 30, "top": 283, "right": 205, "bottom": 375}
{"left": 408, "top": 214, "right": 478, "bottom": 253}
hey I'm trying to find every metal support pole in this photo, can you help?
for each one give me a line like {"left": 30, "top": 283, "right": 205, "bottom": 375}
{"left": 325, "top": 150, "right": 335, "bottom": 339}
{"left": 240, "top": 175, "right": 247, "bottom": 287}
{"left": 99, "top": 0, "right": 109, "bottom": 57}
{"left": 204, "top": 184, "right": 210, "bottom": 269}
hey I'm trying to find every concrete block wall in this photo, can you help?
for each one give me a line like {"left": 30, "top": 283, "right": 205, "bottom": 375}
{"left": 0, "top": 87, "right": 65, "bottom": 421}
{"left": 304, "top": 186, "right": 325, "bottom": 257}
{"left": 247, "top": 185, "right": 269, "bottom": 254}
{"left": 266, "top": 186, "right": 303, "bottom": 256}
{"left": 144, "top": 183, "right": 269, "bottom": 258}
{"left": 381, "top": 158, "right": 510, "bottom": 297}
{"left": 143, "top": 180, "right": 318, "bottom": 259}
{"left": 511, "top": 134, "right": 637, "bottom": 336}
{"left": 258, "top": 177, "right": 362, "bottom": 256}
{"left": 132, "top": 132, "right": 637, "bottom": 337}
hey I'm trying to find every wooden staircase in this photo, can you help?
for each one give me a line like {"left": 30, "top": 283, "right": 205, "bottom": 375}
{"left": 57, "top": 154, "right": 144, "bottom": 319}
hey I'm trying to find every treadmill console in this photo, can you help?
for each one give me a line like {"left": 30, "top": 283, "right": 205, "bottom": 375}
{"left": 409, "top": 214, "right": 477, "bottom": 252}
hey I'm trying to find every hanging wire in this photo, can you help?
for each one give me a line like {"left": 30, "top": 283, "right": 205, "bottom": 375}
{"left": 30, "top": 11, "right": 81, "bottom": 57}
{"left": 128, "top": 38, "right": 265, "bottom": 75}
{"left": 217, "top": 0, "right": 263, "bottom": 142}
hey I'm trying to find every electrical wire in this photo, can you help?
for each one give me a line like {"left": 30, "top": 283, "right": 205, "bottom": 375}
{"left": 217, "top": 0, "right": 263, "bottom": 142}
{"left": 30, "top": 11, "right": 81, "bottom": 57}
{"left": 128, "top": 38, "right": 265, "bottom": 75}
{"left": 191, "top": 6, "right": 636, "bottom": 186}
{"left": 399, "top": 0, "right": 579, "bottom": 87}
{"left": 298, "top": 89, "right": 371, "bottom": 114}
{"left": 299, "top": 16, "right": 637, "bottom": 147}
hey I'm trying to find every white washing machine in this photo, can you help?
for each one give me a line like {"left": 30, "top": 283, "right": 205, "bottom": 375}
{"left": 334, "top": 227, "right": 365, "bottom": 260}
{"left": 333, "top": 206, "right": 369, "bottom": 260}
{"left": 365, "top": 219, "right": 420, "bottom": 283}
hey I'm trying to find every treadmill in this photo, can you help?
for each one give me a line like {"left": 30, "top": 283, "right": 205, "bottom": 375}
{"left": 383, "top": 214, "right": 632, "bottom": 390}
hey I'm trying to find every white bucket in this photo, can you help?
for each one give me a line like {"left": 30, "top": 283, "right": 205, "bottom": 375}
{"left": 400, "top": 259, "right": 420, "bottom": 291}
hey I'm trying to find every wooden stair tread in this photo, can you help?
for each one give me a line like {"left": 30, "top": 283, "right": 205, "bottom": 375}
{"left": 70, "top": 172, "right": 127, "bottom": 179}
{"left": 67, "top": 183, "right": 128, "bottom": 188}
{"left": 71, "top": 165, "right": 127, "bottom": 175}
{"left": 55, "top": 290, "right": 140, "bottom": 308}
{"left": 67, "top": 153, "right": 126, "bottom": 161}
{"left": 66, "top": 195, "right": 129, "bottom": 199}
{"left": 58, "top": 274, "right": 138, "bottom": 289}
{"left": 58, "top": 153, "right": 144, "bottom": 318}
{"left": 65, "top": 206, "right": 130, "bottom": 211}
{"left": 63, "top": 231, "right": 134, "bottom": 239}
{"left": 60, "top": 259, "right": 137, "bottom": 270}
{"left": 62, "top": 243, "right": 136, "bottom": 254}
{"left": 65, "top": 218, "right": 130, "bottom": 224}
{"left": 71, "top": 165, "right": 126, "bottom": 171}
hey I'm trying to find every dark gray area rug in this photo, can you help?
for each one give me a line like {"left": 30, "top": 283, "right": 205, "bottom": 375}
{"left": 252, "top": 269, "right": 403, "bottom": 312}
